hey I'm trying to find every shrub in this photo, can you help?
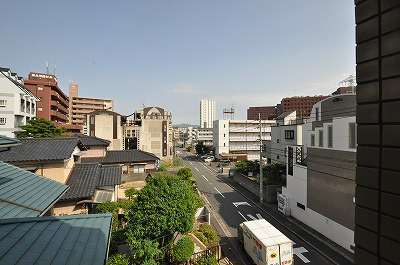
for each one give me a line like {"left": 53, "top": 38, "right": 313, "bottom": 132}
{"left": 108, "top": 254, "right": 130, "bottom": 265}
{"left": 124, "top": 188, "right": 138, "bottom": 199}
{"left": 173, "top": 236, "right": 195, "bottom": 263}
{"left": 194, "top": 224, "right": 218, "bottom": 247}
{"left": 173, "top": 157, "right": 184, "bottom": 167}
{"left": 96, "top": 201, "right": 119, "bottom": 213}
{"left": 121, "top": 180, "right": 126, "bottom": 184}
{"left": 177, "top": 167, "right": 192, "bottom": 180}
{"left": 194, "top": 254, "right": 218, "bottom": 265}
{"left": 193, "top": 193, "right": 204, "bottom": 209}
{"left": 158, "top": 165, "right": 168, "bottom": 172}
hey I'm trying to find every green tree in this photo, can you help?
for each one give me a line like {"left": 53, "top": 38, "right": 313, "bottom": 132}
{"left": 96, "top": 201, "right": 119, "bottom": 213}
{"left": 177, "top": 167, "right": 193, "bottom": 180}
{"left": 263, "top": 163, "right": 286, "bottom": 182}
{"left": 124, "top": 188, "right": 139, "bottom": 199}
{"left": 195, "top": 141, "right": 207, "bottom": 155}
{"left": 15, "top": 118, "right": 66, "bottom": 138}
{"left": 129, "top": 239, "right": 160, "bottom": 265}
{"left": 107, "top": 254, "right": 130, "bottom": 265}
{"left": 194, "top": 254, "right": 218, "bottom": 265}
{"left": 194, "top": 224, "right": 218, "bottom": 247}
{"left": 173, "top": 236, "right": 194, "bottom": 263}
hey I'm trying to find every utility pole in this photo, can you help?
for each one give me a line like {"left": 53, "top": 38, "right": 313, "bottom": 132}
{"left": 259, "top": 113, "right": 263, "bottom": 204}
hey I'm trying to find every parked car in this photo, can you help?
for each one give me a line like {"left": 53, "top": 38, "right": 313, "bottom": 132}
{"left": 204, "top": 156, "right": 215, "bottom": 162}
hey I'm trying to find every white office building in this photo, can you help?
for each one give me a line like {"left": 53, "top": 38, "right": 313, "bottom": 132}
{"left": 200, "top": 99, "right": 216, "bottom": 129}
{"left": 0, "top": 68, "right": 38, "bottom": 138}
{"left": 196, "top": 128, "right": 213, "bottom": 146}
{"left": 213, "top": 119, "right": 275, "bottom": 161}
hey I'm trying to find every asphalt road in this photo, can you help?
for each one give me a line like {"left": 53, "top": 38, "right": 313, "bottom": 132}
{"left": 178, "top": 151, "right": 336, "bottom": 265}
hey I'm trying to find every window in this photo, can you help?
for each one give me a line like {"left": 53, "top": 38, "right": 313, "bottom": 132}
{"left": 0, "top": 118, "right": 6, "bottom": 124}
{"left": 38, "top": 107, "right": 43, "bottom": 111}
{"left": 223, "top": 143, "right": 226, "bottom": 147}
{"left": 31, "top": 103, "right": 35, "bottom": 114}
{"left": 0, "top": 100, "right": 6, "bottom": 107}
{"left": 349, "top": 123, "right": 356, "bottom": 149}
{"left": 311, "top": 134, "right": 315, "bottom": 146}
{"left": 277, "top": 155, "right": 280, "bottom": 159}
{"left": 297, "top": 202, "right": 306, "bottom": 210}
{"left": 316, "top": 107, "right": 320, "bottom": 121}
{"left": 224, "top": 124, "right": 225, "bottom": 128}
{"left": 224, "top": 133, "right": 225, "bottom": 137}
{"left": 328, "top": 126, "right": 333, "bottom": 148}
{"left": 319, "top": 130, "right": 323, "bottom": 147}
{"left": 91, "top": 117, "right": 94, "bottom": 124}
{"left": 91, "top": 131, "right": 94, "bottom": 136}
{"left": 38, "top": 87, "right": 43, "bottom": 90}
{"left": 277, "top": 139, "right": 279, "bottom": 143}
{"left": 285, "top": 130, "right": 295, "bottom": 139}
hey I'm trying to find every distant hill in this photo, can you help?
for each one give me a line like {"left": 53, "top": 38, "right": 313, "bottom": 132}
{"left": 173, "top": 123, "right": 199, "bottom": 128}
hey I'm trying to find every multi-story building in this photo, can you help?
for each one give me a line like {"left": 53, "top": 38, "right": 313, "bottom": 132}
{"left": 278, "top": 95, "right": 328, "bottom": 118}
{"left": 263, "top": 110, "right": 303, "bottom": 164}
{"left": 68, "top": 83, "right": 114, "bottom": 126}
{"left": 282, "top": 93, "right": 356, "bottom": 252}
{"left": 332, "top": 86, "right": 357, "bottom": 95}
{"left": 196, "top": 128, "right": 213, "bottom": 146}
{"left": 247, "top": 106, "right": 277, "bottom": 120}
{"left": 24, "top": 72, "right": 81, "bottom": 134}
{"left": 213, "top": 119, "right": 275, "bottom": 161}
{"left": 0, "top": 68, "right": 38, "bottom": 138}
{"left": 200, "top": 99, "right": 216, "bottom": 128}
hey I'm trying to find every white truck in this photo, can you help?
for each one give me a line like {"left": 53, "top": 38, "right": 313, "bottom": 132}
{"left": 238, "top": 219, "right": 294, "bottom": 265}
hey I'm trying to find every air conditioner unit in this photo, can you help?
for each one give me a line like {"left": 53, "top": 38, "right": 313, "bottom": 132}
{"left": 277, "top": 194, "right": 291, "bottom": 216}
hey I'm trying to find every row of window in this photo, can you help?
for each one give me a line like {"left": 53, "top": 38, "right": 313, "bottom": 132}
{"left": 310, "top": 123, "right": 356, "bottom": 149}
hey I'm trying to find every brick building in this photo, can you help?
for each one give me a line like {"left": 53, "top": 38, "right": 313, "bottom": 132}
{"left": 24, "top": 72, "right": 80, "bottom": 134}
{"left": 247, "top": 106, "right": 277, "bottom": 120}
{"left": 279, "top": 95, "right": 328, "bottom": 118}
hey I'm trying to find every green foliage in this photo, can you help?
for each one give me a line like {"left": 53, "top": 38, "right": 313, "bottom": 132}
{"left": 189, "top": 177, "right": 199, "bottom": 193}
{"left": 235, "top": 160, "right": 260, "bottom": 174}
{"left": 15, "top": 118, "right": 66, "bottom": 138}
{"left": 158, "top": 165, "right": 168, "bottom": 172}
{"left": 177, "top": 167, "right": 192, "bottom": 180}
{"left": 127, "top": 174, "right": 198, "bottom": 242}
{"left": 108, "top": 254, "right": 130, "bottom": 265}
{"left": 173, "top": 157, "right": 184, "bottom": 167}
{"left": 194, "top": 254, "right": 218, "bottom": 265}
{"left": 195, "top": 141, "right": 207, "bottom": 155}
{"left": 124, "top": 188, "right": 138, "bottom": 199}
{"left": 263, "top": 163, "right": 286, "bottom": 184}
{"left": 173, "top": 236, "right": 194, "bottom": 263}
{"left": 112, "top": 228, "right": 127, "bottom": 243}
{"left": 96, "top": 201, "right": 119, "bottom": 213}
{"left": 121, "top": 180, "right": 126, "bottom": 184}
{"left": 193, "top": 193, "right": 204, "bottom": 209}
{"left": 193, "top": 224, "right": 218, "bottom": 247}
{"left": 130, "top": 239, "right": 160, "bottom": 265}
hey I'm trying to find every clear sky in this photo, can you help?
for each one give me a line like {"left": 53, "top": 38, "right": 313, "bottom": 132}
{"left": 1, "top": 1, "right": 355, "bottom": 125}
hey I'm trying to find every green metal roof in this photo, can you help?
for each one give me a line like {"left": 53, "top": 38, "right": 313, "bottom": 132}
{"left": 0, "top": 162, "right": 69, "bottom": 219}
{"left": 0, "top": 137, "right": 21, "bottom": 148}
{"left": 0, "top": 214, "right": 113, "bottom": 265}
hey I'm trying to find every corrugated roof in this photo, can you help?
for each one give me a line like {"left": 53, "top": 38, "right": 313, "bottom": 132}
{"left": 0, "top": 214, "right": 112, "bottom": 265}
{"left": 102, "top": 150, "right": 159, "bottom": 164}
{"left": 0, "top": 137, "right": 21, "bottom": 148}
{"left": 0, "top": 162, "right": 69, "bottom": 219}
{"left": 0, "top": 138, "right": 85, "bottom": 163}
{"left": 62, "top": 164, "right": 122, "bottom": 201}
{"left": 74, "top": 134, "right": 110, "bottom": 147}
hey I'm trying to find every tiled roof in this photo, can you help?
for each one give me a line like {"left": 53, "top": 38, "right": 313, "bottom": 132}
{"left": 0, "top": 214, "right": 112, "bottom": 265}
{"left": 81, "top": 157, "right": 104, "bottom": 164}
{"left": 62, "top": 163, "right": 122, "bottom": 201}
{"left": 0, "top": 162, "right": 69, "bottom": 219}
{"left": 99, "top": 165, "right": 122, "bottom": 187}
{"left": 102, "top": 150, "right": 159, "bottom": 164}
{"left": 74, "top": 134, "right": 110, "bottom": 147}
{"left": 0, "top": 138, "right": 85, "bottom": 163}
{"left": 0, "top": 137, "right": 21, "bottom": 148}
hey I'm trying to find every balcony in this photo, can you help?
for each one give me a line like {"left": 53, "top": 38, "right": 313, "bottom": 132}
{"left": 230, "top": 145, "right": 260, "bottom": 151}
{"left": 50, "top": 90, "right": 69, "bottom": 107}
{"left": 50, "top": 110, "right": 68, "bottom": 122}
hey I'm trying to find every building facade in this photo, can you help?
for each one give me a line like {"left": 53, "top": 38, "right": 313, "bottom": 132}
{"left": 282, "top": 94, "right": 357, "bottom": 252}
{"left": 247, "top": 106, "right": 277, "bottom": 120}
{"left": 354, "top": 2, "right": 400, "bottom": 265}
{"left": 68, "top": 83, "right": 114, "bottom": 126}
{"left": 200, "top": 99, "right": 216, "bottom": 128}
{"left": 279, "top": 95, "right": 328, "bottom": 118}
{"left": 0, "top": 68, "right": 38, "bottom": 138}
{"left": 24, "top": 72, "right": 81, "bottom": 134}
{"left": 196, "top": 128, "right": 213, "bottom": 146}
{"left": 213, "top": 119, "right": 275, "bottom": 161}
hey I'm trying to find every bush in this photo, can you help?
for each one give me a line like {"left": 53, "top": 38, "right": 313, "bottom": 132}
{"left": 173, "top": 236, "right": 195, "bottom": 263}
{"left": 108, "top": 254, "right": 130, "bottom": 265}
{"left": 121, "top": 180, "right": 126, "bottom": 184}
{"left": 193, "top": 193, "right": 204, "bottom": 209}
{"left": 158, "top": 165, "right": 168, "bottom": 172}
{"left": 194, "top": 254, "right": 218, "bottom": 265}
{"left": 194, "top": 224, "right": 218, "bottom": 247}
{"left": 124, "top": 188, "right": 138, "bottom": 199}
{"left": 112, "top": 228, "right": 127, "bottom": 243}
{"left": 96, "top": 201, "right": 119, "bottom": 213}
{"left": 177, "top": 167, "right": 192, "bottom": 180}
{"left": 173, "top": 157, "right": 184, "bottom": 167}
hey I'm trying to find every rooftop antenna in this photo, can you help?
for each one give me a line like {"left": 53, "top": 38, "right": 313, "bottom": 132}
{"left": 46, "top": 62, "right": 49, "bottom": 74}
{"left": 54, "top": 64, "right": 57, "bottom": 76}
{"left": 142, "top": 101, "right": 146, "bottom": 109}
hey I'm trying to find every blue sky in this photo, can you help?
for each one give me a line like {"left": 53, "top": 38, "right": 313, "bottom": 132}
{"left": 1, "top": 1, "right": 355, "bottom": 124}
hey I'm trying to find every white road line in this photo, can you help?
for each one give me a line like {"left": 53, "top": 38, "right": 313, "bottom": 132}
{"left": 214, "top": 187, "right": 225, "bottom": 198}
{"left": 194, "top": 167, "right": 199, "bottom": 172}
{"left": 233, "top": 202, "right": 252, "bottom": 208}
{"left": 202, "top": 175, "right": 208, "bottom": 181}
{"left": 238, "top": 211, "right": 248, "bottom": 221}
{"left": 247, "top": 214, "right": 257, "bottom": 220}
{"left": 294, "top": 247, "right": 310, "bottom": 263}
{"left": 190, "top": 162, "right": 193, "bottom": 165}
{"left": 256, "top": 214, "right": 263, "bottom": 219}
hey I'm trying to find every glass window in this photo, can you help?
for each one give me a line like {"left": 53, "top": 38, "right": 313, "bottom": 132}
{"left": 0, "top": 100, "right": 6, "bottom": 107}
{"left": 0, "top": 118, "right": 6, "bottom": 124}
{"left": 311, "top": 134, "right": 315, "bottom": 146}
{"left": 319, "top": 130, "right": 323, "bottom": 147}
{"left": 328, "top": 126, "right": 333, "bottom": 148}
{"left": 316, "top": 107, "right": 320, "bottom": 121}
{"left": 349, "top": 123, "right": 356, "bottom": 149}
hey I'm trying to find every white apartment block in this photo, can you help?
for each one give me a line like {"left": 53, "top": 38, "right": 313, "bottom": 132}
{"left": 196, "top": 128, "right": 213, "bottom": 146}
{"left": 213, "top": 119, "right": 275, "bottom": 161}
{"left": 200, "top": 99, "right": 216, "bottom": 128}
{"left": 0, "top": 68, "right": 38, "bottom": 138}
{"left": 282, "top": 93, "right": 357, "bottom": 252}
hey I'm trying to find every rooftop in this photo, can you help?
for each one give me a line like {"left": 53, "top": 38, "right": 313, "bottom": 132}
{"left": 0, "top": 137, "right": 21, "bottom": 149}
{"left": 74, "top": 134, "right": 110, "bottom": 147}
{"left": 0, "top": 214, "right": 112, "bottom": 265}
{"left": 0, "top": 162, "right": 69, "bottom": 219}
{"left": 102, "top": 150, "right": 159, "bottom": 164}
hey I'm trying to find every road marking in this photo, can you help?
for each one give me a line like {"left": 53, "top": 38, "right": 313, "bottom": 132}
{"left": 256, "top": 214, "right": 263, "bottom": 219}
{"left": 201, "top": 192, "right": 232, "bottom": 237}
{"left": 233, "top": 202, "right": 252, "bottom": 208}
{"left": 195, "top": 167, "right": 199, "bottom": 171}
{"left": 202, "top": 175, "right": 208, "bottom": 181}
{"left": 294, "top": 247, "right": 310, "bottom": 263}
{"left": 247, "top": 214, "right": 257, "bottom": 220}
{"left": 214, "top": 187, "right": 225, "bottom": 198}
{"left": 190, "top": 162, "right": 193, "bottom": 165}
{"left": 238, "top": 211, "right": 248, "bottom": 221}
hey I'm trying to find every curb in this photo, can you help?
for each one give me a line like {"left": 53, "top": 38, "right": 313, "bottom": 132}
{"left": 217, "top": 175, "right": 344, "bottom": 265}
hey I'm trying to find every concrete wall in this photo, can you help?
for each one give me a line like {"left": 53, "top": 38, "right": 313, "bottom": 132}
{"left": 53, "top": 200, "right": 82, "bottom": 216}
{"left": 213, "top": 120, "right": 229, "bottom": 157}
{"left": 81, "top": 146, "right": 107, "bottom": 157}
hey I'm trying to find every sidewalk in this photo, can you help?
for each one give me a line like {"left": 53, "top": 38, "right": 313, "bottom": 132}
{"left": 220, "top": 174, "right": 354, "bottom": 265}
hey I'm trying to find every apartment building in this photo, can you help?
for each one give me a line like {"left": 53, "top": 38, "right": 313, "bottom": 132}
{"left": 0, "top": 68, "right": 38, "bottom": 138}
{"left": 68, "top": 83, "right": 114, "bottom": 126}
{"left": 281, "top": 93, "right": 356, "bottom": 252}
{"left": 278, "top": 95, "right": 328, "bottom": 118}
{"left": 196, "top": 128, "right": 213, "bottom": 146}
{"left": 200, "top": 99, "right": 216, "bottom": 128}
{"left": 24, "top": 72, "right": 81, "bottom": 134}
{"left": 247, "top": 106, "right": 278, "bottom": 120}
{"left": 213, "top": 119, "right": 275, "bottom": 161}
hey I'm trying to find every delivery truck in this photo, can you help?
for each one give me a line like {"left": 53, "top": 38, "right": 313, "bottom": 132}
{"left": 238, "top": 219, "right": 294, "bottom": 265}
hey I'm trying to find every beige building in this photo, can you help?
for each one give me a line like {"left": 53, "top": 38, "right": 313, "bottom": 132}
{"left": 69, "top": 83, "right": 114, "bottom": 126}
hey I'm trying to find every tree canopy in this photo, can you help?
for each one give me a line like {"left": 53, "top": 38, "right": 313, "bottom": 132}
{"left": 15, "top": 118, "right": 65, "bottom": 138}
{"left": 177, "top": 167, "right": 193, "bottom": 180}
{"left": 195, "top": 141, "right": 208, "bottom": 155}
